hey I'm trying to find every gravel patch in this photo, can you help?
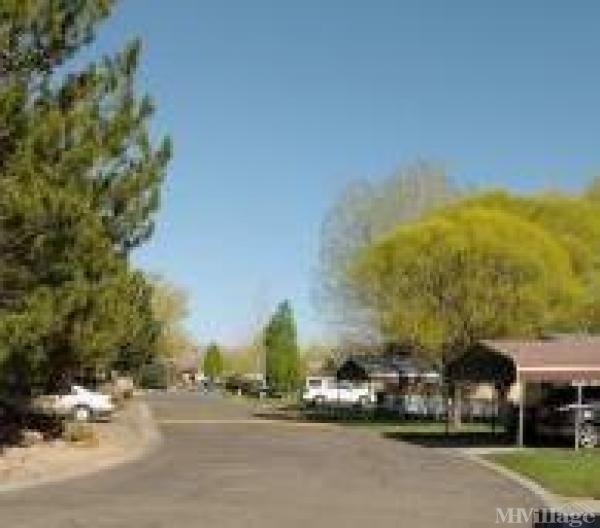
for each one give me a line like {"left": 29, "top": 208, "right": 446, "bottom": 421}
{"left": 0, "top": 399, "right": 160, "bottom": 492}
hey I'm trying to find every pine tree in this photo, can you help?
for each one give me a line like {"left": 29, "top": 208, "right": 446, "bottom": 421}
{"left": 0, "top": 1, "right": 170, "bottom": 393}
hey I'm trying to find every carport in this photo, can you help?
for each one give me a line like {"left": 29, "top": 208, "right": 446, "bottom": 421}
{"left": 449, "top": 337, "right": 600, "bottom": 446}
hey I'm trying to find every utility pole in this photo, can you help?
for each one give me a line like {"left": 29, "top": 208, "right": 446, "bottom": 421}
{"left": 518, "top": 376, "right": 525, "bottom": 448}
{"left": 574, "top": 381, "right": 584, "bottom": 452}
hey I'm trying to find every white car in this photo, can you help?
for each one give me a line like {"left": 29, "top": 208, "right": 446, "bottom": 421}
{"left": 35, "top": 385, "right": 116, "bottom": 422}
{"left": 302, "top": 377, "right": 376, "bottom": 406}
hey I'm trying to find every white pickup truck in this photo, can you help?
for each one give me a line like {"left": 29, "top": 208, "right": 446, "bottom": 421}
{"left": 302, "top": 377, "right": 376, "bottom": 407}
{"left": 34, "top": 385, "right": 115, "bottom": 422}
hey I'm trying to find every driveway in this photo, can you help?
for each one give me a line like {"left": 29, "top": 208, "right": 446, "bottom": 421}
{"left": 0, "top": 392, "right": 539, "bottom": 527}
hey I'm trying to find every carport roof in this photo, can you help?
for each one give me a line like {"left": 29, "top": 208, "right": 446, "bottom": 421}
{"left": 482, "top": 337, "right": 600, "bottom": 382}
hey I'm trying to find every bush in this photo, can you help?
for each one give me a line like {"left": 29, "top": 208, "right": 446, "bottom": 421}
{"left": 63, "top": 422, "right": 98, "bottom": 447}
{"left": 139, "top": 362, "right": 168, "bottom": 389}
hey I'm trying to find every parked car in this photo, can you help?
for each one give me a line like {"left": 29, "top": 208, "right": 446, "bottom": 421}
{"left": 34, "top": 385, "right": 116, "bottom": 422}
{"left": 534, "top": 403, "right": 598, "bottom": 447}
{"left": 223, "top": 376, "right": 282, "bottom": 399}
{"left": 111, "top": 375, "right": 134, "bottom": 400}
{"left": 302, "top": 377, "right": 376, "bottom": 406}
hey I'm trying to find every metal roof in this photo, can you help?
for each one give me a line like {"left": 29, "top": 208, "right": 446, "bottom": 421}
{"left": 338, "top": 354, "right": 440, "bottom": 379}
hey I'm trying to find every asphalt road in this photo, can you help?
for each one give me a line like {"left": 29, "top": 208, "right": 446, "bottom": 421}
{"left": 0, "top": 392, "right": 539, "bottom": 528}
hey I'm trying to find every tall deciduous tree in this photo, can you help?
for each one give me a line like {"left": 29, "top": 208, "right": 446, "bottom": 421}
{"left": 150, "top": 277, "right": 196, "bottom": 361}
{"left": 264, "top": 301, "right": 300, "bottom": 392}
{"left": 228, "top": 340, "right": 264, "bottom": 376}
{"left": 316, "top": 162, "right": 457, "bottom": 337}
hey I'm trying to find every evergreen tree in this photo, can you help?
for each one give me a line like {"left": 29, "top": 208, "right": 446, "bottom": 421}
{"left": 0, "top": 1, "right": 170, "bottom": 393}
{"left": 203, "top": 343, "right": 223, "bottom": 381}
{"left": 264, "top": 301, "right": 300, "bottom": 392}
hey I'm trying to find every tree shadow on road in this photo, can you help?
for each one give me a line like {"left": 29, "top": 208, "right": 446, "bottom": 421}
{"left": 381, "top": 430, "right": 513, "bottom": 448}
{"left": 252, "top": 404, "right": 382, "bottom": 423}
{"left": 252, "top": 404, "right": 308, "bottom": 422}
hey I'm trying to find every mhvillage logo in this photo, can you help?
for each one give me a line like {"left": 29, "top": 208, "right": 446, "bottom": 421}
{"left": 496, "top": 508, "right": 600, "bottom": 527}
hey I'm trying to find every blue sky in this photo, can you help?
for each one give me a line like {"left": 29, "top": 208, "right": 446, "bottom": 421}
{"left": 90, "top": 0, "right": 600, "bottom": 345}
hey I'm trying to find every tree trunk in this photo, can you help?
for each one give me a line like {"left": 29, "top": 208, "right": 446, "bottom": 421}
{"left": 496, "top": 384, "right": 509, "bottom": 435}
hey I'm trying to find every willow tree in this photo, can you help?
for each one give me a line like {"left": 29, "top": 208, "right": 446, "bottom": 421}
{"left": 347, "top": 207, "right": 583, "bottom": 363}
{"left": 0, "top": 1, "right": 170, "bottom": 392}
{"left": 457, "top": 190, "right": 600, "bottom": 330}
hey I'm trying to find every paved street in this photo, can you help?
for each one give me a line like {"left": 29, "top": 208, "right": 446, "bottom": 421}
{"left": 0, "top": 393, "right": 539, "bottom": 527}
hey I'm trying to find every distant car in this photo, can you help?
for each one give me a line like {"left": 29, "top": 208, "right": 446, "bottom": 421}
{"left": 225, "top": 376, "right": 244, "bottom": 394}
{"left": 244, "top": 382, "right": 265, "bottom": 398}
{"left": 302, "top": 377, "right": 376, "bottom": 407}
{"left": 35, "top": 385, "right": 115, "bottom": 422}
{"left": 248, "top": 383, "right": 283, "bottom": 399}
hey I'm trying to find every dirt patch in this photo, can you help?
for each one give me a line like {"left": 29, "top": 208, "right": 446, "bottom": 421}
{"left": 0, "top": 399, "right": 160, "bottom": 492}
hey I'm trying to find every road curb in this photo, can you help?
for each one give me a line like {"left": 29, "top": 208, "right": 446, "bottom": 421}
{"left": 461, "top": 451, "right": 558, "bottom": 507}
{"left": 0, "top": 399, "right": 162, "bottom": 494}
{"left": 460, "top": 450, "right": 600, "bottom": 514}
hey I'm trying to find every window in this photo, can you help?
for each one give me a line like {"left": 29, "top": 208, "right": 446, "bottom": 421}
{"left": 308, "top": 379, "right": 322, "bottom": 388}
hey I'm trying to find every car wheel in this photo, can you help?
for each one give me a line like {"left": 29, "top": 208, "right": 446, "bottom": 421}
{"left": 73, "top": 405, "right": 92, "bottom": 422}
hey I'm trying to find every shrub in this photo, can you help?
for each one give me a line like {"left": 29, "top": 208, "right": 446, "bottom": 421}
{"left": 63, "top": 422, "right": 99, "bottom": 447}
{"left": 139, "top": 362, "right": 168, "bottom": 389}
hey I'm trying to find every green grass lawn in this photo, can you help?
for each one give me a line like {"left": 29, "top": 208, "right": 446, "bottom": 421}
{"left": 489, "top": 449, "right": 600, "bottom": 499}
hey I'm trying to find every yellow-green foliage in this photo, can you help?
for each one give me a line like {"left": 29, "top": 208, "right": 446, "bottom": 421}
{"left": 457, "top": 190, "right": 600, "bottom": 277}
{"left": 348, "top": 203, "right": 586, "bottom": 360}
{"left": 456, "top": 190, "right": 600, "bottom": 330}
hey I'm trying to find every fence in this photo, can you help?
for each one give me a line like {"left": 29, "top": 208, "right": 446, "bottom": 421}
{"left": 302, "top": 393, "right": 499, "bottom": 422}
